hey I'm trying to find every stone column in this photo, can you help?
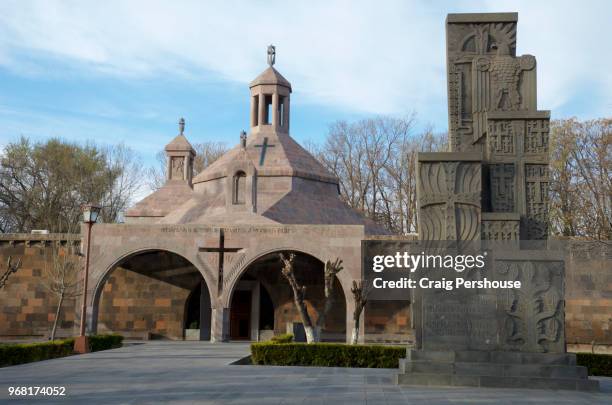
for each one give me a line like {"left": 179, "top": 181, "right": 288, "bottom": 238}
{"left": 250, "top": 93, "right": 258, "bottom": 127}
{"left": 271, "top": 93, "right": 279, "bottom": 131}
{"left": 258, "top": 93, "right": 266, "bottom": 126}
{"left": 250, "top": 282, "right": 260, "bottom": 341}
{"left": 211, "top": 307, "right": 230, "bottom": 342}
{"left": 200, "top": 280, "right": 212, "bottom": 341}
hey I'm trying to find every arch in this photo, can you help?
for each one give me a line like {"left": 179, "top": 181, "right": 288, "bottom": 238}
{"left": 223, "top": 246, "right": 351, "bottom": 308}
{"left": 90, "top": 247, "right": 214, "bottom": 338}
{"left": 224, "top": 247, "right": 351, "bottom": 342}
{"left": 232, "top": 171, "right": 247, "bottom": 205}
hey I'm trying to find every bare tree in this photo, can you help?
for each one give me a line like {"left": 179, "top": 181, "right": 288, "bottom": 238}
{"left": 350, "top": 279, "right": 372, "bottom": 344}
{"left": 310, "top": 116, "right": 447, "bottom": 234}
{"left": 0, "top": 256, "right": 22, "bottom": 289}
{"left": 549, "top": 118, "right": 611, "bottom": 239}
{"left": 43, "top": 243, "right": 82, "bottom": 340}
{"left": 99, "top": 144, "right": 145, "bottom": 223}
{"left": 279, "top": 253, "right": 343, "bottom": 343}
{"left": 146, "top": 141, "right": 228, "bottom": 191}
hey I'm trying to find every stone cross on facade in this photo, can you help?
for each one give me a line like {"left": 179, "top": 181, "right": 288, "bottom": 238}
{"left": 254, "top": 137, "right": 275, "bottom": 166}
{"left": 198, "top": 229, "right": 241, "bottom": 294}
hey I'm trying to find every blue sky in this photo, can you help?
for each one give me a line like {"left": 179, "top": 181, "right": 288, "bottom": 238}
{"left": 0, "top": 0, "right": 610, "bottom": 167}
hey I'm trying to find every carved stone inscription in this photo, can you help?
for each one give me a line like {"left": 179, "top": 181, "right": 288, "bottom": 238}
{"left": 422, "top": 294, "right": 498, "bottom": 350}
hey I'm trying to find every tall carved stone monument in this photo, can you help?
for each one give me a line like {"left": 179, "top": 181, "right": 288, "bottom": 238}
{"left": 396, "top": 13, "right": 599, "bottom": 391}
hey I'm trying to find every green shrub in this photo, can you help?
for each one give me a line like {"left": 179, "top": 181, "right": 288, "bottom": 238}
{"left": 270, "top": 333, "right": 294, "bottom": 344}
{"left": 0, "top": 339, "right": 74, "bottom": 367}
{"left": 89, "top": 334, "right": 124, "bottom": 352}
{"left": 576, "top": 353, "right": 612, "bottom": 376}
{"left": 0, "top": 334, "right": 123, "bottom": 368}
{"left": 251, "top": 342, "right": 405, "bottom": 368}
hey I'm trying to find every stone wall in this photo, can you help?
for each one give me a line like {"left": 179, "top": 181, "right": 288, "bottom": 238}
{"left": 97, "top": 267, "right": 192, "bottom": 340}
{"left": 0, "top": 235, "right": 80, "bottom": 339}
{"left": 0, "top": 234, "right": 609, "bottom": 344}
{"left": 564, "top": 241, "right": 612, "bottom": 346}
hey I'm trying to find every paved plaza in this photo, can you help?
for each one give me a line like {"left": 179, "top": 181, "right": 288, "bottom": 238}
{"left": 0, "top": 341, "right": 610, "bottom": 404}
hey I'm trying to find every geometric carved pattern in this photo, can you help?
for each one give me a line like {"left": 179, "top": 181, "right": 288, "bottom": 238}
{"left": 488, "top": 120, "right": 515, "bottom": 154}
{"left": 525, "top": 119, "right": 549, "bottom": 153}
{"left": 482, "top": 219, "right": 519, "bottom": 240}
{"left": 418, "top": 160, "right": 481, "bottom": 241}
{"left": 490, "top": 163, "right": 515, "bottom": 212}
{"left": 525, "top": 164, "right": 549, "bottom": 239}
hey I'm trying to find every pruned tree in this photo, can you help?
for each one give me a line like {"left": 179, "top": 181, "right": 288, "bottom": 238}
{"left": 350, "top": 279, "right": 372, "bottom": 344}
{"left": 0, "top": 256, "right": 22, "bottom": 289}
{"left": 279, "top": 253, "right": 343, "bottom": 343}
{"left": 43, "top": 243, "right": 82, "bottom": 340}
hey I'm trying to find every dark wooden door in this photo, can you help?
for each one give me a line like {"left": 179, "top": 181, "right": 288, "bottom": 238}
{"left": 230, "top": 290, "right": 251, "bottom": 340}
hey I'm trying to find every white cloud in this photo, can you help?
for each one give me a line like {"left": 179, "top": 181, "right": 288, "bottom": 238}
{"left": 0, "top": 0, "right": 609, "bottom": 122}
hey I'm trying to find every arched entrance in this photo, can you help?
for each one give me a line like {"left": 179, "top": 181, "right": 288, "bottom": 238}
{"left": 94, "top": 250, "right": 212, "bottom": 340}
{"left": 228, "top": 251, "right": 346, "bottom": 341}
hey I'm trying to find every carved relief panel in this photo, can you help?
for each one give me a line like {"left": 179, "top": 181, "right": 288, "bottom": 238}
{"left": 418, "top": 157, "right": 482, "bottom": 241}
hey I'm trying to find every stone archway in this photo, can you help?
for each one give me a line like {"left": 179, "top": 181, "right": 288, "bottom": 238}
{"left": 226, "top": 250, "right": 347, "bottom": 342}
{"left": 91, "top": 249, "right": 212, "bottom": 341}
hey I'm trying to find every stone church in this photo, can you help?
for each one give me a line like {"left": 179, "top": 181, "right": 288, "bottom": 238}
{"left": 0, "top": 13, "right": 609, "bottom": 348}
{"left": 85, "top": 47, "right": 399, "bottom": 343}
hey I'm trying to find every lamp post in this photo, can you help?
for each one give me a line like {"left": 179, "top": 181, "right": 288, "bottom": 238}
{"left": 74, "top": 203, "right": 101, "bottom": 354}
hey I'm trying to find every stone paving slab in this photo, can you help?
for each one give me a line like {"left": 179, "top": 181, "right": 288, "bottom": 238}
{"left": 0, "top": 341, "right": 610, "bottom": 404}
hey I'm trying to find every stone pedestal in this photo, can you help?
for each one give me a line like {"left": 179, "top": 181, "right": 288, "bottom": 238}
{"left": 396, "top": 349, "right": 599, "bottom": 391}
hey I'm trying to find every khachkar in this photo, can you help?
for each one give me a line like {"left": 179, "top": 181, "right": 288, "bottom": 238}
{"left": 396, "top": 13, "right": 599, "bottom": 391}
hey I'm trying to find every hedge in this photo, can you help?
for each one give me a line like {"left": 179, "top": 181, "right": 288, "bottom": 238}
{"left": 577, "top": 353, "right": 612, "bottom": 377}
{"left": 270, "top": 333, "right": 293, "bottom": 344}
{"left": 251, "top": 344, "right": 612, "bottom": 375}
{"left": 0, "top": 339, "right": 75, "bottom": 367}
{"left": 89, "top": 334, "right": 124, "bottom": 352}
{"left": 0, "top": 334, "right": 124, "bottom": 368}
{"left": 251, "top": 342, "right": 405, "bottom": 368}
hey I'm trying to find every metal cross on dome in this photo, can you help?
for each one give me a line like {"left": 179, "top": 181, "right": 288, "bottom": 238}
{"left": 267, "top": 45, "right": 276, "bottom": 67}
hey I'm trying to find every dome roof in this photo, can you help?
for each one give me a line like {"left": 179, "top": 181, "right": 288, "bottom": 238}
{"left": 249, "top": 66, "right": 292, "bottom": 90}
{"left": 193, "top": 130, "right": 336, "bottom": 185}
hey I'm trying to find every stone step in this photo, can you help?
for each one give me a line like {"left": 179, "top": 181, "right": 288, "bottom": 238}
{"left": 406, "top": 349, "right": 576, "bottom": 365}
{"left": 398, "top": 359, "right": 588, "bottom": 379}
{"left": 396, "top": 372, "right": 600, "bottom": 392}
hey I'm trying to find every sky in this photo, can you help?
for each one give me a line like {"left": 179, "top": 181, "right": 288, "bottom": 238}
{"left": 0, "top": 0, "right": 610, "bottom": 167}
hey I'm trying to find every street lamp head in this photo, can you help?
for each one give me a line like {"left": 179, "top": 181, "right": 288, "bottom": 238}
{"left": 81, "top": 203, "right": 101, "bottom": 224}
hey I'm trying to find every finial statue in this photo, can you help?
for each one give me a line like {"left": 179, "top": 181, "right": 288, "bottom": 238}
{"left": 179, "top": 117, "right": 185, "bottom": 135}
{"left": 267, "top": 45, "right": 276, "bottom": 67}
{"left": 240, "top": 130, "right": 247, "bottom": 149}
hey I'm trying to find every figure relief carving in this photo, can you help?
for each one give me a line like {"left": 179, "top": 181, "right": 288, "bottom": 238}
{"left": 498, "top": 260, "right": 563, "bottom": 352}
{"left": 171, "top": 157, "right": 184, "bottom": 180}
